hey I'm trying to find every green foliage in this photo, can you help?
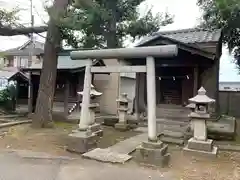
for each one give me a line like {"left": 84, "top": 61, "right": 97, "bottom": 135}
{"left": 0, "top": 83, "right": 17, "bottom": 112}
{"left": 0, "top": 7, "right": 20, "bottom": 27}
{"left": 0, "top": 88, "right": 11, "bottom": 102}
{"left": 60, "top": 0, "right": 173, "bottom": 48}
{"left": 198, "top": 0, "right": 240, "bottom": 64}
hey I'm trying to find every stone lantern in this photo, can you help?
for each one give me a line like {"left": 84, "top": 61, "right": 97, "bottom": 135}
{"left": 115, "top": 93, "right": 131, "bottom": 131}
{"left": 77, "top": 85, "right": 103, "bottom": 136}
{"left": 183, "top": 87, "right": 218, "bottom": 157}
{"left": 186, "top": 103, "right": 196, "bottom": 112}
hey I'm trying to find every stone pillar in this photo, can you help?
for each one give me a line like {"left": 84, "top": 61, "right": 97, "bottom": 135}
{"left": 79, "top": 59, "right": 92, "bottom": 130}
{"left": 135, "top": 56, "right": 170, "bottom": 168}
{"left": 88, "top": 102, "right": 103, "bottom": 137}
{"left": 146, "top": 56, "right": 157, "bottom": 141}
{"left": 28, "top": 72, "right": 33, "bottom": 115}
{"left": 184, "top": 87, "right": 218, "bottom": 157}
{"left": 115, "top": 93, "right": 130, "bottom": 131}
{"left": 193, "top": 119, "right": 207, "bottom": 141}
{"left": 67, "top": 59, "right": 99, "bottom": 154}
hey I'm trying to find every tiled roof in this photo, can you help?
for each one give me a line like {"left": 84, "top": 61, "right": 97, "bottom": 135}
{"left": 2, "top": 48, "right": 44, "bottom": 56}
{"left": 2, "top": 40, "right": 45, "bottom": 55}
{"left": 137, "top": 28, "right": 222, "bottom": 46}
{"left": 0, "top": 70, "right": 29, "bottom": 81}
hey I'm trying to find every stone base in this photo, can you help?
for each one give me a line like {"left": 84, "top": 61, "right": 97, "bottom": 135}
{"left": 135, "top": 141, "right": 170, "bottom": 167}
{"left": 183, "top": 138, "right": 218, "bottom": 158}
{"left": 183, "top": 146, "right": 218, "bottom": 158}
{"left": 66, "top": 130, "right": 98, "bottom": 154}
{"left": 88, "top": 123, "right": 103, "bottom": 137}
{"left": 188, "top": 138, "right": 213, "bottom": 152}
{"left": 114, "top": 122, "right": 130, "bottom": 131}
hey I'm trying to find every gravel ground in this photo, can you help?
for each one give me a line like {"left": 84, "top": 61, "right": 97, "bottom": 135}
{"left": 0, "top": 123, "right": 240, "bottom": 179}
{"left": 167, "top": 145, "right": 240, "bottom": 180}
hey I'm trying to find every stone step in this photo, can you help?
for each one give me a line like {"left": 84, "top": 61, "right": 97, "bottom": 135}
{"left": 162, "top": 123, "right": 188, "bottom": 129}
{"left": 160, "top": 136, "right": 185, "bottom": 145}
{"left": 156, "top": 111, "right": 189, "bottom": 115}
{"left": 162, "top": 130, "right": 184, "bottom": 138}
{"left": 139, "top": 119, "right": 189, "bottom": 127}
{"left": 156, "top": 108, "right": 190, "bottom": 116}
{"left": 157, "top": 119, "right": 189, "bottom": 125}
{"left": 157, "top": 114, "right": 189, "bottom": 117}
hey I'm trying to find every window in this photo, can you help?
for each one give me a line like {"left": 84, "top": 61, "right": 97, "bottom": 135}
{"left": 19, "top": 57, "right": 29, "bottom": 67}
{"left": 8, "top": 59, "right": 14, "bottom": 67}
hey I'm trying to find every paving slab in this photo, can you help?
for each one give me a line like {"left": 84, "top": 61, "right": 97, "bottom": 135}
{"left": 82, "top": 133, "right": 147, "bottom": 163}
{"left": 108, "top": 133, "right": 147, "bottom": 154}
{"left": 82, "top": 148, "right": 132, "bottom": 163}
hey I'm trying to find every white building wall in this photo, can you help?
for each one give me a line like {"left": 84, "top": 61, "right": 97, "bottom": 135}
{"left": 219, "top": 82, "right": 240, "bottom": 91}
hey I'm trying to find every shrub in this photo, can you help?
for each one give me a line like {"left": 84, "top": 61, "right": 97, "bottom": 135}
{"left": 0, "top": 80, "right": 17, "bottom": 112}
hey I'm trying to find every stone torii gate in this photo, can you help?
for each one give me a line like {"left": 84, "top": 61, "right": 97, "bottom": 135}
{"left": 67, "top": 45, "right": 178, "bottom": 165}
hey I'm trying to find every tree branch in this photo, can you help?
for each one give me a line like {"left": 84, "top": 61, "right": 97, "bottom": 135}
{"left": 0, "top": 25, "right": 48, "bottom": 36}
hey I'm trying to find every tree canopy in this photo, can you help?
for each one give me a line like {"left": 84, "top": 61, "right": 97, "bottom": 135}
{"left": 60, "top": 0, "right": 173, "bottom": 48}
{"left": 198, "top": 0, "right": 240, "bottom": 63}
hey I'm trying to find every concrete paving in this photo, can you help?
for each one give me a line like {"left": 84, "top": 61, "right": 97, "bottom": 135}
{"left": 0, "top": 149, "right": 175, "bottom": 180}
{"left": 83, "top": 133, "right": 147, "bottom": 163}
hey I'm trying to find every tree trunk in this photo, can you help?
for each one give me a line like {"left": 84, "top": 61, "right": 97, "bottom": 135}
{"left": 106, "top": 0, "right": 118, "bottom": 48}
{"left": 32, "top": 0, "right": 70, "bottom": 128}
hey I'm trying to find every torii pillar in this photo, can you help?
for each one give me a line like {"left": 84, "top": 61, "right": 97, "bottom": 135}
{"left": 66, "top": 45, "right": 178, "bottom": 165}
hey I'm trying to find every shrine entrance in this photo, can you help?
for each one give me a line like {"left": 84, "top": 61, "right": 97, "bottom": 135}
{"left": 156, "top": 66, "right": 194, "bottom": 106}
{"left": 160, "top": 78, "right": 182, "bottom": 105}
{"left": 70, "top": 45, "right": 178, "bottom": 142}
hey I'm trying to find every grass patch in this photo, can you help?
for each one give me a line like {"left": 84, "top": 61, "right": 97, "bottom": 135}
{"left": 54, "top": 121, "right": 76, "bottom": 131}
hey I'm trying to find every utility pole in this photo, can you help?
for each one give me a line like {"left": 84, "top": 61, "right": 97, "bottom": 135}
{"left": 28, "top": 0, "right": 34, "bottom": 114}
{"left": 29, "top": 0, "right": 34, "bottom": 66}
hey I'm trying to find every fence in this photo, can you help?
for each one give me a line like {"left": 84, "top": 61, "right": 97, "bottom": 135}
{"left": 219, "top": 91, "right": 240, "bottom": 117}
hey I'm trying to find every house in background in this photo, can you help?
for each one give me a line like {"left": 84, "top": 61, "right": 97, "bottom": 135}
{"left": 219, "top": 81, "right": 240, "bottom": 91}
{"left": 21, "top": 51, "right": 105, "bottom": 118}
{"left": 1, "top": 39, "right": 44, "bottom": 68}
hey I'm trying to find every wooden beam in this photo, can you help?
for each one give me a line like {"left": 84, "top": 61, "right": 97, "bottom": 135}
{"left": 134, "top": 73, "right": 141, "bottom": 119}
{"left": 64, "top": 77, "right": 70, "bottom": 117}
{"left": 91, "top": 66, "right": 146, "bottom": 73}
{"left": 193, "top": 66, "right": 199, "bottom": 96}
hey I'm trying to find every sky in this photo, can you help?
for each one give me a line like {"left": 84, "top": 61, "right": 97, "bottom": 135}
{"left": 0, "top": 0, "right": 239, "bottom": 82}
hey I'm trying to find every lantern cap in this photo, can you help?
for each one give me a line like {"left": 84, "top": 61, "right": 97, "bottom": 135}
{"left": 188, "top": 87, "right": 215, "bottom": 104}
{"left": 116, "top": 93, "right": 131, "bottom": 102}
{"left": 186, "top": 103, "right": 195, "bottom": 109}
